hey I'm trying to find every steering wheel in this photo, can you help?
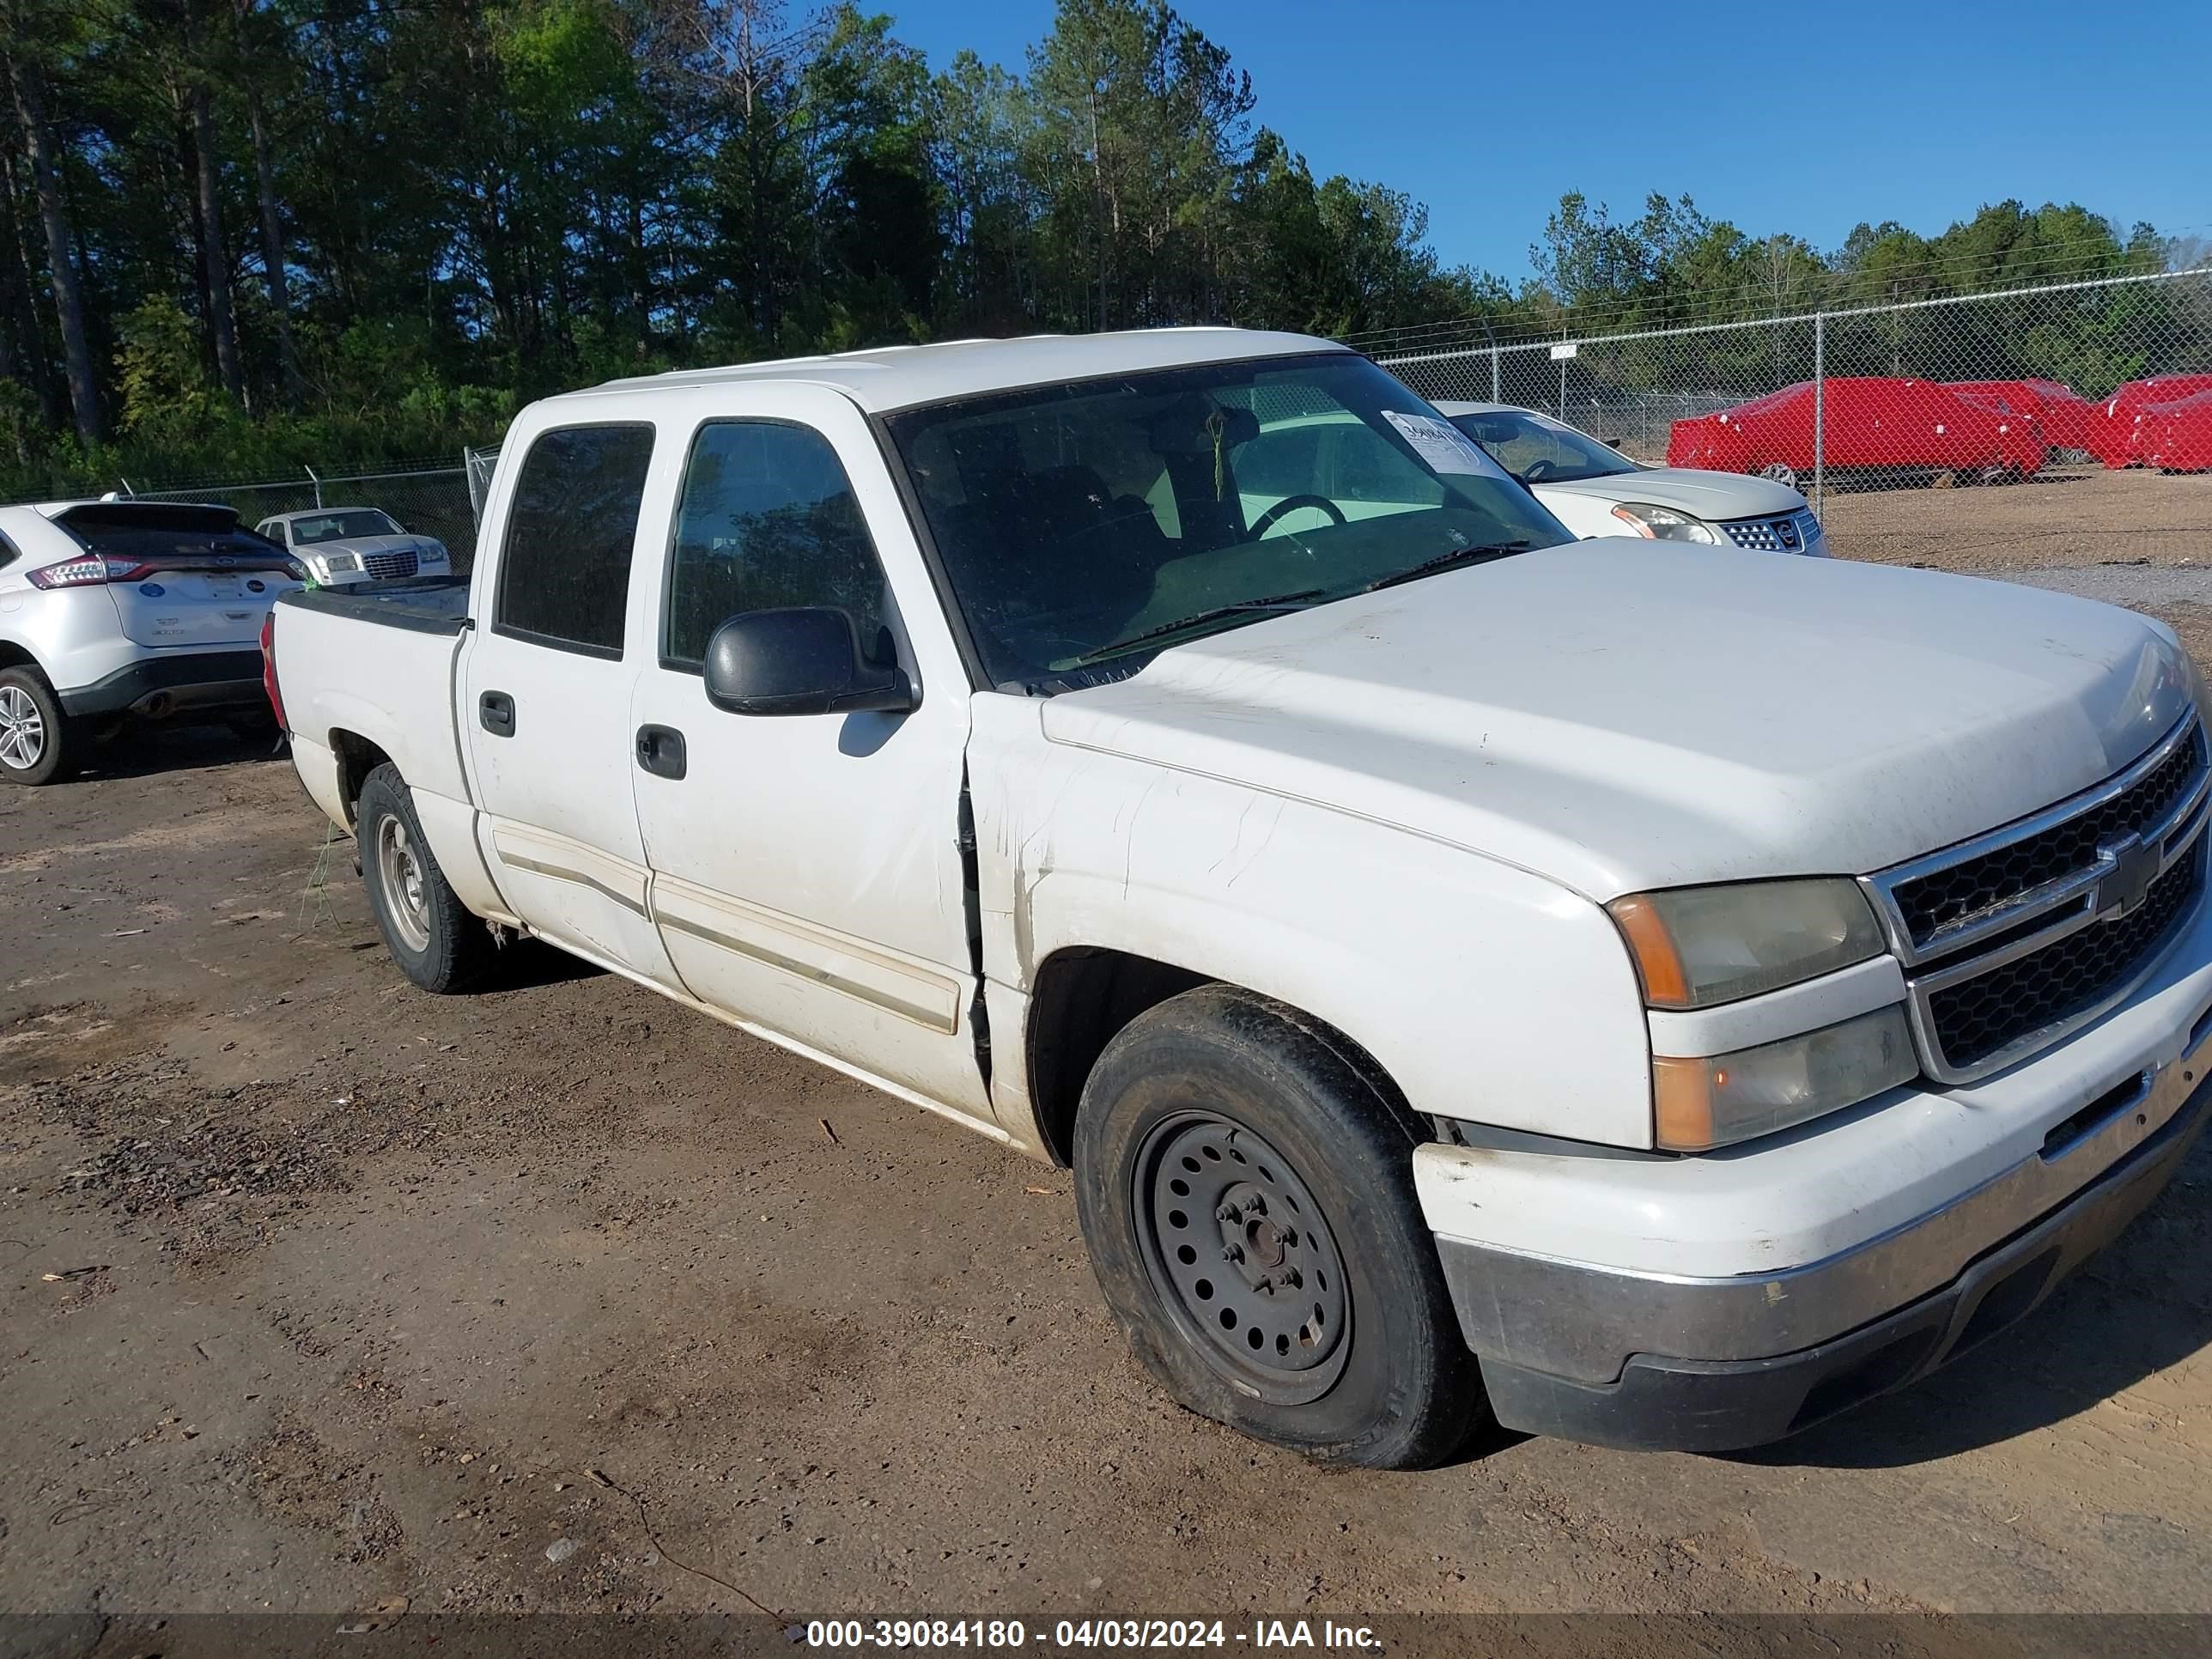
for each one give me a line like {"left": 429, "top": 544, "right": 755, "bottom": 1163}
{"left": 1249, "top": 494, "right": 1348, "bottom": 538}
{"left": 1518, "top": 458, "right": 1559, "bottom": 485}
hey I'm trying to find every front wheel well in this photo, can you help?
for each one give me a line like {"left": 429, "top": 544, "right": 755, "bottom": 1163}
{"left": 1024, "top": 949, "right": 1416, "bottom": 1169}
{"left": 327, "top": 730, "right": 393, "bottom": 825}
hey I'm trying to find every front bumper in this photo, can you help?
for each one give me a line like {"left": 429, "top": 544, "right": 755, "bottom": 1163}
{"left": 1425, "top": 905, "right": 2212, "bottom": 1452}
{"left": 58, "top": 650, "right": 268, "bottom": 718}
{"left": 1456, "top": 1063, "right": 2208, "bottom": 1450}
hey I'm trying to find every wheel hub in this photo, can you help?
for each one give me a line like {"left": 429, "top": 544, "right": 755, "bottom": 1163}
{"left": 377, "top": 816, "right": 433, "bottom": 953}
{"left": 0, "top": 684, "right": 45, "bottom": 770}
{"left": 1135, "top": 1114, "right": 1352, "bottom": 1403}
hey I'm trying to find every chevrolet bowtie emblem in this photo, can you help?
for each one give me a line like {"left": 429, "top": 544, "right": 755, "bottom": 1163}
{"left": 2094, "top": 833, "right": 2160, "bottom": 921}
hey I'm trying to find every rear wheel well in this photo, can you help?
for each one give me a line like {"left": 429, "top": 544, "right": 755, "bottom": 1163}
{"left": 0, "top": 641, "right": 42, "bottom": 677}
{"left": 328, "top": 730, "right": 392, "bottom": 825}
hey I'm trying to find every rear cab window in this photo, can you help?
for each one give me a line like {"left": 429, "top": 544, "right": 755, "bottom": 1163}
{"left": 493, "top": 424, "right": 656, "bottom": 659}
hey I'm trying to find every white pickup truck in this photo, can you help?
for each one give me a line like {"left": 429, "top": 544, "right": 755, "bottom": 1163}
{"left": 269, "top": 328, "right": 2212, "bottom": 1470}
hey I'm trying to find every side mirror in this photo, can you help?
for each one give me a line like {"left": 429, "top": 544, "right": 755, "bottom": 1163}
{"left": 703, "top": 607, "right": 915, "bottom": 718}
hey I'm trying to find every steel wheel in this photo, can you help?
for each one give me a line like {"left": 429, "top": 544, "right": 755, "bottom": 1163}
{"left": 376, "top": 812, "right": 433, "bottom": 953}
{"left": 0, "top": 684, "right": 44, "bottom": 771}
{"left": 1133, "top": 1111, "right": 1352, "bottom": 1406}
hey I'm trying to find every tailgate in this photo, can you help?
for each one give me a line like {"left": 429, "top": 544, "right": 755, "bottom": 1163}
{"left": 51, "top": 501, "right": 301, "bottom": 648}
{"left": 111, "top": 568, "right": 291, "bottom": 647}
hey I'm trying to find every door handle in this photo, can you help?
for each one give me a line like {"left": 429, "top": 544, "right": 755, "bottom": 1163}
{"left": 479, "top": 690, "right": 516, "bottom": 737}
{"left": 635, "top": 723, "right": 687, "bottom": 780}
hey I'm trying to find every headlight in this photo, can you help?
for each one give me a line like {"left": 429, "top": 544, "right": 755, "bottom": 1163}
{"left": 1611, "top": 501, "right": 1721, "bottom": 544}
{"left": 1608, "top": 878, "right": 1886, "bottom": 1008}
{"left": 420, "top": 541, "right": 449, "bottom": 562}
{"left": 322, "top": 551, "right": 362, "bottom": 574}
{"left": 1653, "top": 1006, "right": 1917, "bottom": 1151}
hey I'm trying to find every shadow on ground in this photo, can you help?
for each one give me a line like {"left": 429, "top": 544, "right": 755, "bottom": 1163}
{"left": 1730, "top": 1139, "right": 2212, "bottom": 1469}
{"left": 64, "top": 718, "right": 285, "bottom": 782}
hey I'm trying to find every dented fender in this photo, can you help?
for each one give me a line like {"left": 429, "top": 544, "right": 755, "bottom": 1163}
{"left": 964, "top": 693, "right": 1654, "bottom": 1148}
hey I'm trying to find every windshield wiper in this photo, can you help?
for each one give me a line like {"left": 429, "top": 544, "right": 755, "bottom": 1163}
{"left": 1358, "top": 541, "right": 1529, "bottom": 594}
{"left": 1060, "top": 588, "right": 1328, "bottom": 668}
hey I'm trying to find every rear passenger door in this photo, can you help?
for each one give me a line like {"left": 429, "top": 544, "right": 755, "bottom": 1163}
{"left": 461, "top": 419, "right": 683, "bottom": 988}
{"left": 626, "top": 386, "right": 988, "bottom": 1121}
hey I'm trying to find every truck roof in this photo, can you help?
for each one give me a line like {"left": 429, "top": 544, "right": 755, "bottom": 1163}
{"left": 562, "top": 327, "right": 1347, "bottom": 415}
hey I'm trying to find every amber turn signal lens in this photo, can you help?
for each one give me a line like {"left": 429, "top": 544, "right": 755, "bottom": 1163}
{"left": 1652, "top": 1054, "right": 1720, "bottom": 1151}
{"left": 1608, "top": 892, "right": 1692, "bottom": 1007}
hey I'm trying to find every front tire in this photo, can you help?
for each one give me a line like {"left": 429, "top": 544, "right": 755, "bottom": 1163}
{"left": 0, "top": 666, "right": 79, "bottom": 787}
{"left": 1073, "top": 985, "right": 1486, "bottom": 1470}
{"left": 356, "top": 763, "right": 495, "bottom": 993}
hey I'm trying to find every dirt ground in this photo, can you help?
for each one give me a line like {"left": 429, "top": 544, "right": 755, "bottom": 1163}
{"left": 4, "top": 474, "right": 2212, "bottom": 1654}
{"left": 1820, "top": 461, "right": 2212, "bottom": 572}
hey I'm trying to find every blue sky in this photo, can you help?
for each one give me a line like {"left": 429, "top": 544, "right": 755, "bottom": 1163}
{"left": 884, "top": 0, "right": 2211, "bottom": 279}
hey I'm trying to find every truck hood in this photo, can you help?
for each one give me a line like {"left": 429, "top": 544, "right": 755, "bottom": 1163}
{"left": 1534, "top": 467, "right": 1807, "bottom": 520}
{"left": 1041, "top": 539, "right": 2195, "bottom": 899}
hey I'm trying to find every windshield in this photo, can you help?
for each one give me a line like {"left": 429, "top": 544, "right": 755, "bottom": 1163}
{"left": 290, "top": 509, "right": 401, "bottom": 544}
{"left": 885, "top": 353, "right": 1571, "bottom": 690}
{"left": 1445, "top": 409, "right": 1638, "bottom": 484}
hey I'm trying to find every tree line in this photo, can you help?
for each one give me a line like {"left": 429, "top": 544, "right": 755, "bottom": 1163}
{"left": 0, "top": 0, "right": 2191, "bottom": 499}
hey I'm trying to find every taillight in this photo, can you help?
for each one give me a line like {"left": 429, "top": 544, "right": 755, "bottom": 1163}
{"left": 27, "top": 555, "right": 155, "bottom": 588}
{"left": 260, "top": 611, "right": 288, "bottom": 732}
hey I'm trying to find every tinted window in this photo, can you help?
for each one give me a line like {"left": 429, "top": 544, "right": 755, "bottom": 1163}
{"left": 496, "top": 424, "right": 655, "bottom": 657}
{"left": 665, "top": 422, "right": 891, "bottom": 667}
{"left": 886, "top": 353, "right": 1569, "bottom": 690}
{"left": 55, "top": 503, "right": 289, "bottom": 565}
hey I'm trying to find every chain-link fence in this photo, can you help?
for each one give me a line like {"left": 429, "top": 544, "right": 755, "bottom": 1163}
{"left": 108, "top": 454, "right": 487, "bottom": 569}
{"left": 1374, "top": 268, "right": 2212, "bottom": 565}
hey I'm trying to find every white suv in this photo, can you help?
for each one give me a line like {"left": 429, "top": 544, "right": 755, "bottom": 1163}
{"left": 0, "top": 499, "right": 301, "bottom": 784}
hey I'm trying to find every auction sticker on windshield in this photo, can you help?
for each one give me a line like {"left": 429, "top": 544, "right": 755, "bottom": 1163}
{"left": 1382, "top": 410, "right": 1509, "bottom": 477}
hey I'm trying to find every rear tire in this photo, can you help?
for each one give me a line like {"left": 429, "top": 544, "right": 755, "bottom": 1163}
{"left": 356, "top": 762, "right": 495, "bottom": 993}
{"left": 1073, "top": 984, "right": 1486, "bottom": 1470}
{"left": 0, "top": 666, "right": 79, "bottom": 787}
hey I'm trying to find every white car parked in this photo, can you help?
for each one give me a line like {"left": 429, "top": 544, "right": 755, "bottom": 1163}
{"left": 1434, "top": 400, "right": 1827, "bottom": 556}
{"left": 255, "top": 507, "right": 451, "bottom": 588}
{"left": 0, "top": 499, "right": 301, "bottom": 784}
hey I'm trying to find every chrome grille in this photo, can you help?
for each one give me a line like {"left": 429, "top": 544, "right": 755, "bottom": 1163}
{"left": 1926, "top": 848, "right": 2203, "bottom": 1072}
{"left": 1891, "top": 734, "right": 2203, "bottom": 948}
{"left": 1718, "top": 510, "right": 1821, "bottom": 552}
{"left": 363, "top": 549, "right": 419, "bottom": 580}
{"left": 1863, "top": 711, "right": 2212, "bottom": 1084}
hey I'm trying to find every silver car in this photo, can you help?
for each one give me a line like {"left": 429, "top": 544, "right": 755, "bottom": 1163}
{"left": 0, "top": 499, "right": 301, "bottom": 785}
{"left": 255, "top": 507, "right": 451, "bottom": 587}
{"left": 1432, "top": 401, "right": 1829, "bottom": 556}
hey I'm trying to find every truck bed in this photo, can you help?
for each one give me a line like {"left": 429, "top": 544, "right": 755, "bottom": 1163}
{"left": 270, "top": 578, "right": 473, "bottom": 808}
{"left": 277, "top": 575, "right": 471, "bottom": 635}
